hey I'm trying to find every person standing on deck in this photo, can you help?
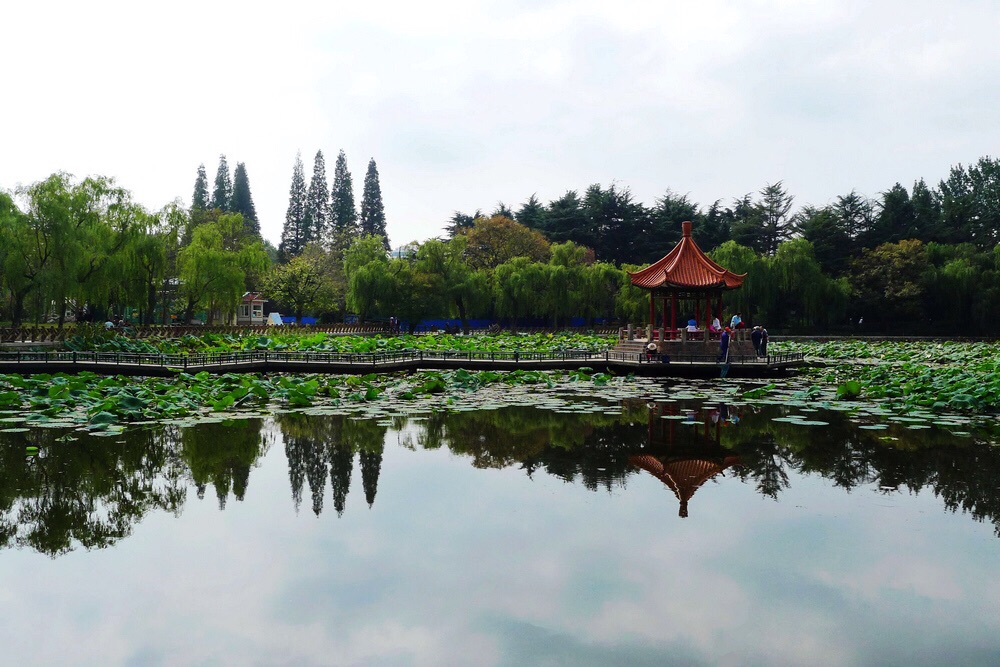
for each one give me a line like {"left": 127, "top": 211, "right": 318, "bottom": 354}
{"left": 760, "top": 326, "right": 769, "bottom": 357}
{"left": 719, "top": 327, "right": 731, "bottom": 362}
{"left": 751, "top": 326, "right": 763, "bottom": 357}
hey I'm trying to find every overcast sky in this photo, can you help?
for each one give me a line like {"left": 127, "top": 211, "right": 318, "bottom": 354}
{"left": 3, "top": 0, "right": 999, "bottom": 248}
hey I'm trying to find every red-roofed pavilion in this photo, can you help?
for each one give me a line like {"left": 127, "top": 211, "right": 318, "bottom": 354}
{"left": 629, "top": 220, "right": 745, "bottom": 339}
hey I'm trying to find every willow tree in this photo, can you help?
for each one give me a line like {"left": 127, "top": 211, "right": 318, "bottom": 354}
{"left": 709, "top": 241, "right": 772, "bottom": 326}
{"left": 414, "top": 236, "right": 489, "bottom": 333}
{"left": 494, "top": 257, "right": 547, "bottom": 329}
{"left": 124, "top": 203, "right": 185, "bottom": 324}
{"left": 178, "top": 213, "right": 270, "bottom": 324}
{"left": 12, "top": 173, "right": 141, "bottom": 327}
{"left": 344, "top": 235, "right": 391, "bottom": 322}
{"left": 769, "top": 238, "right": 848, "bottom": 329}
{"left": 614, "top": 264, "right": 650, "bottom": 325}
{"left": 580, "top": 261, "right": 623, "bottom": 324}
{"left": 385, "top": 257, "right": 443, "bottom": 333}
{"left": 0, "top": 192, "right": 35, "bottom": 326}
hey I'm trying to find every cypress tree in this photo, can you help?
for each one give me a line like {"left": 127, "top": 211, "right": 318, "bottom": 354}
{"left": 304, "top": 150, "right": 329, "bottom": 245}
{"left": 230, "top": 162, "right": 260, "bottom": 236}
{"left": 360, "top": 158, "right": 388, "bottom": 250}
{"left": 192, "top": 163, "right": 210, "bottom": 211}
{"left": 279, "top": 152, "right": 308, "bottom": 261}
{"left": 212, "top": 154, "right": 233, "bottom": 211}
{"left": 329, "top": 150, "right": 358, "bottom": 250}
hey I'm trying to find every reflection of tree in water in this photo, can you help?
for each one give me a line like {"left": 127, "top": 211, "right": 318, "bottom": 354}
{"left": 180, "top": 420, "right": 268, "bottom": 509}
{"left": 405, "top": 400, "right": 1000, "bottom": 536}
{"left": 360, "top": 447, "right": 382, "bottom": 507}
{"left": 329, "top": 441, "right": 353, "bottom": 516}
{"left": 285, "top": 434, "right": 307, "bottom": 512}
{"left": 276, "top": 415, "right": 387, "bottom": 516}
{"left": 0, "top": 427, "right": 185, "bottom": 556}
{"left": 721, "top": 406, "right": 1000, "bottom": 536}
{"left": 419, "top": 405, "right": 646, "bottom": 491}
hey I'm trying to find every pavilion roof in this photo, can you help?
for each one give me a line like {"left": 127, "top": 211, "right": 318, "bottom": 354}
{"left": 629, "top": 221, "right": 746, "bottom": 290}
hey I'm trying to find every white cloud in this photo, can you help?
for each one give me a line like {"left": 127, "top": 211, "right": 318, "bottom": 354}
{"left": 2, "top": 0, "right": 999, "bottom": 246}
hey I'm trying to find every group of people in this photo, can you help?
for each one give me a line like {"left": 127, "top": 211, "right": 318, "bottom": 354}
{"left": 717, "top": 317, "right": 769, "bottom": 362}
{"left": 750, "top": 325, "right": 769, "bottom": 358}
{"left": 709, "top": 312, "right": 745, "bottom": 333}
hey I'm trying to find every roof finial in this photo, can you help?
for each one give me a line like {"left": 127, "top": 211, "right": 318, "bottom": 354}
{"left": 682, "top": 220, "right": 692, "bottom": 237}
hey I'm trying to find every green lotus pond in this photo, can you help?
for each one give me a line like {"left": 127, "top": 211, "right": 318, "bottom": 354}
{"left": 2, "top": 383, "right": 999, "bottom": 665}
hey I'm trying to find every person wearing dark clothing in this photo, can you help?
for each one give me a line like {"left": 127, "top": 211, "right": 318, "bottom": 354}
{"left": 751, "top": 326, "right": 763, "bottom": 357}
{"left": 760, "top": 327, "right": 769, "bottom": 357}
{"left": 718, "top": 328, "right": 730, "bottom": 362}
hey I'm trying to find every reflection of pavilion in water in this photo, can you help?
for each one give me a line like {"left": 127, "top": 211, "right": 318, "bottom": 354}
{"left": 629, "top": 402, "right": 742, "bottom": 518}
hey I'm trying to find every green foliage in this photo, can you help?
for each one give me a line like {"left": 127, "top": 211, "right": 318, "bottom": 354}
{"left": 280, "top": 152, "right": 309, "bottom": 261}
{"left": 212, "top": 154, "right": 232, "bottom": 211}
{"left": 230, "top": 162, "right": 259, "bottom": 236}
{"left": 461, "top": 215, "right": 551, "bottom": 269}
{"left": 777, "top": 340, "right": 1000, "bottom": 412}
{"left": 330, "top": 149, "right": 358, "bottom": 250}
{"left": 360, "top": 158, "right": 388, "bottom": 250}
{"left": 178, "top": 213, "right": 270, "bottom": 323}
{"left": 191, "top": 163, "right": 210, "bottom": 211}
{"left": 266, "top": 246, "right": 339, "bottom": 320}
{"left": 303, "top": 150, "right": 329, "bottom": 246}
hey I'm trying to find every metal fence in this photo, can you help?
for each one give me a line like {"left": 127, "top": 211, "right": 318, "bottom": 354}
{"left": 0, "top": 349, "right": 803, "bottom": 369}
{"left": 0, "top": 324, "right": 621, "bottom": 343}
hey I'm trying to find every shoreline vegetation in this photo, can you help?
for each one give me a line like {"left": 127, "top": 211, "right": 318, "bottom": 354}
{"left": 0, "top": 333, "right": 995, "bottom": 433}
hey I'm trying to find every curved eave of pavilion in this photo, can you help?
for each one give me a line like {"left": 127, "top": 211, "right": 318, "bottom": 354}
{"left": 628, "top": 223, "right": 746, "bottom": 291}
{"left": 629, "top": 454, "right": 742, "bottom": 517}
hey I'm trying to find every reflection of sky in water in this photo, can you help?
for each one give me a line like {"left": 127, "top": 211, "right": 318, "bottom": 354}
{"left": 2, "top": 414, "right": 1000, "bottom": 666}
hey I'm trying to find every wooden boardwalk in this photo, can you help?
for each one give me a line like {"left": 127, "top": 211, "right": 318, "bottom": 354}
{"left": 0, "top": 350, "right": 806, "bottom": 378}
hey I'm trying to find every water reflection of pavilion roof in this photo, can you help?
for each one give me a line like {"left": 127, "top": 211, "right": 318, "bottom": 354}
{"left": 629, "top": 454, "right": 741, "bottom": 518}
{"left": 630, "top": 401, "right": 742, "bottom": 518}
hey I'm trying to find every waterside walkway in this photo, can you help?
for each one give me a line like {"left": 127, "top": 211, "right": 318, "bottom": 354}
{"left": 0, "top": 350, "right": 805, "bottom": 378}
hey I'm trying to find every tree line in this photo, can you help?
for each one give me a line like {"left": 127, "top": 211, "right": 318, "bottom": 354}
{"left": 3, "top": 155, "right": 999, "bottom": 332}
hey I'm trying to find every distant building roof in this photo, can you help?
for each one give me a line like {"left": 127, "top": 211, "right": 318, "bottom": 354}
{"left": 242, "top": 292, "right": 265, "bottom": 302}
{"left": 629, "top": 221, "right": 746, "bottom": 290}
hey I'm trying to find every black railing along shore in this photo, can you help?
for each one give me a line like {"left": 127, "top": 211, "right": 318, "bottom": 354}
{"left": 0, "top": 349, "right": 804, "bottom": 371}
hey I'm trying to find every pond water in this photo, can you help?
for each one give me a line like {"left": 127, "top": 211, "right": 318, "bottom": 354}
{"left": 2, "top": 392, "right": 1000, "bottom": 666}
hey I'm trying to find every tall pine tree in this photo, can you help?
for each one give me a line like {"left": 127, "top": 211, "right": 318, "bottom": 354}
{"left": 304, "top": 150, "right": 329, "bottom": 245}
{"left": 360, "top": 158, "right": 388, "bottom": 250}
{"left": 192, "top": 164, "right": 210, "bottom": 210}
{"left": 230, "top": 162, "right": 260, "bottom": 237}
{"left": 279, "top": 152, "right": 308, "bottom": 261}
{"left": 212, "top": 154, "right": 233, "bottom": 211}
{"left": 329, "top": 150, "right": 358, "bottom": 250}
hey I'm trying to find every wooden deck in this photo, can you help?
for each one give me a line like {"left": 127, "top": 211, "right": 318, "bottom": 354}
{"left": 0, "top": 350, "right": 806, "bottom": 378}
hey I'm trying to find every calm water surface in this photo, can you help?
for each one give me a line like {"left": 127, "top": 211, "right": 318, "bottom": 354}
{"left": 2, "top": 397, "right": 999, "bottom": 666}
